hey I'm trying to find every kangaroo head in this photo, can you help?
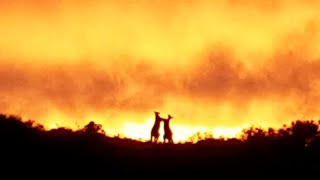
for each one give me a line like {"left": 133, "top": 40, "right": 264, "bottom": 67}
{"left": 168, "top": 114, "right": 173, "bottom": 120}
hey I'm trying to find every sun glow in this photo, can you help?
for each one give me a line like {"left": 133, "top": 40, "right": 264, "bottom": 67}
{"left": 122, "top": 118, "right": 251, "bottom": 143}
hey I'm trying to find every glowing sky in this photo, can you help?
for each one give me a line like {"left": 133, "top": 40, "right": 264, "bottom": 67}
{"left": 1, "top": 0, "right": 320, "bottom": 142}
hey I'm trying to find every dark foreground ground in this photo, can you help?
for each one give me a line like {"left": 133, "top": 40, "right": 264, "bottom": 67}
{"left": 1, "top": 114, "right": 320, "bottom": 179}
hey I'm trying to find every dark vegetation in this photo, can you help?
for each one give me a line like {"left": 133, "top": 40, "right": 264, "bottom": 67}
{"left": 1, "top": 113, "right": 320, "bottom": 179}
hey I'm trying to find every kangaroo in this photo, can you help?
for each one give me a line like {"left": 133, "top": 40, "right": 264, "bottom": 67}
{"left": 163, "top": 114, "right": 174, "bottom": 144}
{"left": 150, "top": 111, "right": 164, "bottom": 143}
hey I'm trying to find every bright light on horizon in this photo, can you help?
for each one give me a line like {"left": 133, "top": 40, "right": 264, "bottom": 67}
{"left": 122, "top": 118, "right": 252, "bottom": 143}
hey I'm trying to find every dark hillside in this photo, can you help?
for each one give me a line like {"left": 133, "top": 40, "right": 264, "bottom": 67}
{"left": 1, "top": 114, "right": 320, "bottom": 179}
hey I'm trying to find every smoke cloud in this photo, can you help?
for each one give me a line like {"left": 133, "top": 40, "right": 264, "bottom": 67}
{"left": 1, "top": 0, "right": 320, "bottom": 138}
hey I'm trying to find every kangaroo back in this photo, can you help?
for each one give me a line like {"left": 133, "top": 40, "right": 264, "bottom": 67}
{"left": 163, "top": 115, "right": 173, "bottom": 144}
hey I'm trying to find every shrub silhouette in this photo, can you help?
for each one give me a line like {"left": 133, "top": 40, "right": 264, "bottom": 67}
{"left": 80, "top": 121, "right": 106, "bottom": 135}
{"left": 291, "top": 120, "right": 318, "bottom": 139}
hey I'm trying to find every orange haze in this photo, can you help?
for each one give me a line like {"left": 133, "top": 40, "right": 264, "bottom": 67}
{"left": 1, "top": 0, "right": 320, "bottom": 142}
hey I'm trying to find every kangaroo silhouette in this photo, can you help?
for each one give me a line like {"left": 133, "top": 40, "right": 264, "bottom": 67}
{"left": 163, "top": 114, "right": 174, "bottom": 144}
{"left": 150, "top": 111, "right": 164, "bottom": 143}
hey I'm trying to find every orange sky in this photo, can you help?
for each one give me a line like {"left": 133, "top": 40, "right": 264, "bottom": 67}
{"left": 1, "top": 0, "right": 320, "bottom": 142}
